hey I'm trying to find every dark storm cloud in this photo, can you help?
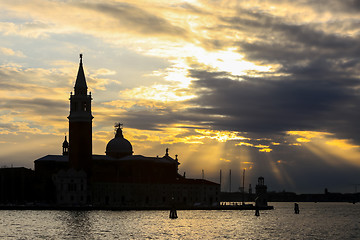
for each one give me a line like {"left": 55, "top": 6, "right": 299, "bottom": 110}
{"left": 104, "top": 2, "right": 360, "bottom": 146}
{"left": 220, "top": 9, "right": 360, "bottom": 64}
{"left": 187, "top": 69, "right": 360, "bottom": 140}
{"left": 307, "top": 0, "right": 360, "bottom": 13}
{"left": 245, "top": 141, "right": 360, "bottom": 193}
{"left": 104, "top": 109, "right": 175, "bottom": 131}
{"left": 81, "top": 2, "right": 188, "bottom": 37}
{"left": 103, "top": 104, "right": 217, "bottom": 131}
{"left": 116, "top": 67, "right": 360, "bottom": 144}
{"left": 251, "top": 0, "right": 360, "bottom": 15}
{"left": 167, "top": 6, "right": 360, "bottom": 143}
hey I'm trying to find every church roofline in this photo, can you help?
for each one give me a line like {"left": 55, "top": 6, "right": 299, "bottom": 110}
{"left": 34, "top": 155, "right": 68, "bottom": 162}
{"left": 92, "top": 154, "right": 177, "bottom": 164}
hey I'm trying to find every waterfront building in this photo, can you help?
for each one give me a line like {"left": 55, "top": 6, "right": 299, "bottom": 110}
{"left": 0, "top": 167, "right": 36, "bottom": 204}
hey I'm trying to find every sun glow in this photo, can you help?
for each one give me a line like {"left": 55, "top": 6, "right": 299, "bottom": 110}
{"left": 195, "top": 129, "right": 248, "bottom": 142}
{"left": 184, "top": 45, "right": 273, "bottom": 76}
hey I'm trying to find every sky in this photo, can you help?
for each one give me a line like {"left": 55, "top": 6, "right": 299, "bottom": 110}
{"left": 0, "top": 0, "right": 359, "bottom": 193}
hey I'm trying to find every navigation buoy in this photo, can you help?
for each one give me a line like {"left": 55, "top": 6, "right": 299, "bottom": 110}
{"left": 169, "top": 196, "right": 178, "bottom": 219}
{"left": 169, "top": 208, "right": 178, "bottom": 219}
{"left": 255, "top": 204, "right": 260, "bottom": 216}
{"left": 294, "top": 203, "right": 300, "bottom": 214}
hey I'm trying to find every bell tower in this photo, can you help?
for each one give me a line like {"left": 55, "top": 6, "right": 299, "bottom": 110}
{"left": 68, "top": 54, "right": 93, "bottom": 173}
{"left": 62, "top": 136, "right": 69, "bottom": 156}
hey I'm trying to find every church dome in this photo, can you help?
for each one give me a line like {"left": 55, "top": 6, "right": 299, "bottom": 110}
{"left": 106, "top": 126, "right": 133, "bottom": 158}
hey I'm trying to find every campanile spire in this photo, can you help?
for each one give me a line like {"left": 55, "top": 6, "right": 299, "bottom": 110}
{"left": 68, "top": 54, "right": 93, "bottom": 173}
{"left": 74, "top": 53, "right": 88, "bottom": 95}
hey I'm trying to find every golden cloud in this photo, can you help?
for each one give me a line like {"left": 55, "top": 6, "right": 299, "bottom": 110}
{"left": 287, "top": 131, "right": 333, "bottom": 143}
{"left": 326, "top": 139, "right": 360, "bottom": 150}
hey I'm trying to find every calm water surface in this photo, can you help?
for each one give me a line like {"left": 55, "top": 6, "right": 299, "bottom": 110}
{"left": 0, "top": 202, "right": 359, "bottom": 239}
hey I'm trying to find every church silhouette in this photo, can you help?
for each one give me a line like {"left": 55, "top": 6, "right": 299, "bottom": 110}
{"left": 30, "top": 55, "right": 220, "bottom": 208}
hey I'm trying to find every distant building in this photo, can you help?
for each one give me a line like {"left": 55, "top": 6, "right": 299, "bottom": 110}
{"left": 0, "top": 167, "right": 36, "bottom": 204}
{"left": 255, "top": 176, "right": 268, "bottom": 207}
{"left": 33, "top": 54, "right": 220, "bottom": 208}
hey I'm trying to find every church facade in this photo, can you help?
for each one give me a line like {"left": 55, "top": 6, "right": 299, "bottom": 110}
{"left": 34, "top": 55, "right": 220, "bottom": 209}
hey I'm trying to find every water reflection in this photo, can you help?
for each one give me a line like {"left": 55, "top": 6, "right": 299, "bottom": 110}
{"left": 60, "top": 211, "right": 93, "bottom": 239}
{"left": 0, "top": 203, "right": 359, "bottom": 239}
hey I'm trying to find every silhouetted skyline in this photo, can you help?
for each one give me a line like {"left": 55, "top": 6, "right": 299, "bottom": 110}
{"left": 0, "top": 1, "right": 359, "bottom": 193}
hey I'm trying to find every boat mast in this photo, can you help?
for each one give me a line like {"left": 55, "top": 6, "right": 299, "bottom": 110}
{"left": 242, "top": 169, "right": 245, "bottom": 205}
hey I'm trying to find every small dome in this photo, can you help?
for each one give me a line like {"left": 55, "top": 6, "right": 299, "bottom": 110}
{"left": 106, "top": 127, "right": 133, "bottom": 158}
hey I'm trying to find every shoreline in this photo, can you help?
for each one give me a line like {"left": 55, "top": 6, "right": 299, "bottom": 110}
{"left": 0, "top": 204, "right": 274, "bottom": 211}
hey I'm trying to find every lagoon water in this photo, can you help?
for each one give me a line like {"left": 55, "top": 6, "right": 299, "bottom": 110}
{"left": 1, "top": 202, "right": 359, "bottom": 239}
